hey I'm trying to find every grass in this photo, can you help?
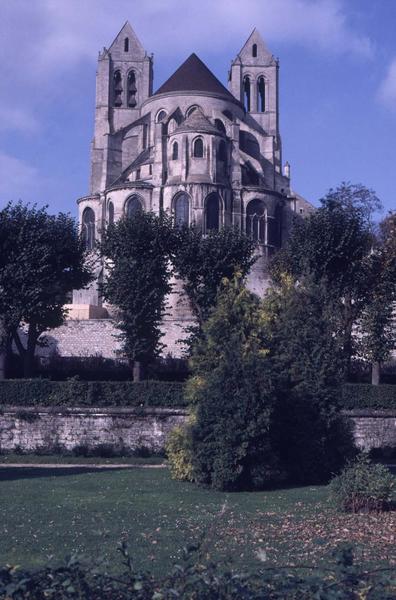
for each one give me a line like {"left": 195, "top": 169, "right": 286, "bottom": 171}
{"left": 0, "top": 467, "right": 394, "bottom": 575}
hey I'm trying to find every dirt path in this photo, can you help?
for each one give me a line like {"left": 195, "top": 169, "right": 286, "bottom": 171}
{"left": 0, "top": 463, "right": 166, "bottom": 469}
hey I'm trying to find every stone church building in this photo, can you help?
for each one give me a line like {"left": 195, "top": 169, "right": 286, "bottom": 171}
{"left": 59, "top": 22, "right": 311, "bottom": 358}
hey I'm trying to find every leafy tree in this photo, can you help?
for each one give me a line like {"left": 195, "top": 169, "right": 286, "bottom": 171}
{"left": 358, "top": 212, "right": 396, "bottom": 383}
{"left": 0, "top": 203, "right": 93, "bottom": 377}
{"left": 100, "top": 210, "right": 173, "bottom": 380}
{"left": 186, "top": 277, "right": 284, "bottom": 491}
{"left": 172, "top": 226, "right": 255, "bottom": 328}
{"left": 270, "top": 183, "right": 380, "bottom": 374}
{"left": 264, "top": 276, "right": 355, "bottom": 483}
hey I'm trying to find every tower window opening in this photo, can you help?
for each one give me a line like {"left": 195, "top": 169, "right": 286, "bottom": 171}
{"left": 257, "top": 76, "right": 265, "bottom": 112}
{"left": 172, "top": 141, "right": 178, "bottom": 160}
{"left": 215, "top": 119, "right": 226, "bottom": 134}
{"left": 127, "top": 71, "right": 137, "bottom": 107}
{"left": 243, "top": 76, "right": 251, "bottom": 112}
{"left": 252, "top": 43, "right": 257, "bottom": 57}
{"left": 156, "top": 110, "right": 167, "bottom": 122}
{"left": 124, "top": 37, "right": 129, "bottom": 52}
{"left": 113, "top": 70, "right": 123, "bottom": 107}
{"left": 82, "top": 207, "right": 96, "bottom": 250}
{"left": 193, "top": 137, "right": 204, "bottom": 158}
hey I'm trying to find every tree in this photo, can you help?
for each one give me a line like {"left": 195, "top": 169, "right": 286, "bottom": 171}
{"left": 100, "top": 210, "right": 173, "bottom": 380}
{"left": 270, "top": 183, "right": 380, "bottom": 375}
{"left": 172, "top": 226, "right": 255, "bottom": 328}
{"left": 358, "top": 212, "right": 396, "bottom": 384}
{"left": 264, "top": 276, "right": 355, "bottom": 483}
{"left": 0, "top": 203, "right": 93, "bottom": 377}
{"left": 186, "top": 277, "right": 284, "bottom": 491}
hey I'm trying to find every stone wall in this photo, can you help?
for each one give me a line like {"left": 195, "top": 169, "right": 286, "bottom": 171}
{"left": 0, "top": 408, "right": 395, "bottom": 456}
{"left": 0, "top": 406, "right": 187, "bottom": 454}
{"left": 345, "top": 410, "right": 396, "bottom": 451}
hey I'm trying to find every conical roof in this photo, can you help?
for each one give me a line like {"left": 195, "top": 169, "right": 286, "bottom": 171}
{"left": 173, "top": 108, "right": 220, "bottom": 135}
{"left": 155, "top": 53, "right": 234, "bottom": 99}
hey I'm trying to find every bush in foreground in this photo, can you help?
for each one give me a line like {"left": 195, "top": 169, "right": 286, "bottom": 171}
{"left": 329, "top": 453, "right": 395, "bottom": 513}
{"left": 0, "top": 544, "right": 395, "bottom": 599}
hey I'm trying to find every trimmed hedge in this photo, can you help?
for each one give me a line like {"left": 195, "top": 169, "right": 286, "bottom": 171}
{"left": 342, "top": 383, "right": 396, "bottom": 410}
{"left": 0, "top": 379, "right": 187, "bottom": 408}
{"left": 0, "top": 380, "right": 395, "bottom": 410}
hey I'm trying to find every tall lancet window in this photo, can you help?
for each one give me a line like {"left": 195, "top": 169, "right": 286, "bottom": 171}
{"left": 257, "top": 77, "right": 265, "bottom": 112}
{"left": 113, "top": 70, "right": 123, "bottom": 107}
{"left": 174, "top": 193, "right": 189, "bottom": 226}
{"left": 246, "top": 199, "right": 266, "bottom": 243}
{"left": 252, "top": 43, "right": 257, "bottom": 57}
{"left": 82, "top": 207, "right": 96, "bottom": 250}
{"left": 205, "top": 193, "right": 220, "bottom": 231}
{"left": 108, "top": 201, "right": 114, "bottom": 225}
{"left": 124, "top": 37, "right": 129, "bottom": 52}
{"left": 243, "top": 76, "right": 251, "bottom": 112}
{"left": 127, "top": 71, "right": 137, "bottom": 107}
{"left": 127, "top": 195, "right": 143, "bottom": 218}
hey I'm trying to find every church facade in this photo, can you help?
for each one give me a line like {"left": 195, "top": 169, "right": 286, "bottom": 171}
{"left": 69, "top": 22, "right": 311, "bottom": 353}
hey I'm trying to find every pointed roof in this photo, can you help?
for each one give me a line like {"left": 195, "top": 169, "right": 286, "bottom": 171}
{"left": 235, "top": 28, "right": 276, "bottom": 66}
{"left": 155, "top": 53, "right": 234, "bottom": 99}
{"left": 173, "top": 108, "right": 220, "bottom": 135}
{"left": 109, "top": 21, "right": 146, "bottom": 59}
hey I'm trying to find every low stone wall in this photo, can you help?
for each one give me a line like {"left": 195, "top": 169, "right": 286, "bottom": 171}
{"left": 345, "top": 410, "right": 396, "bottom": 451}
{"left": 0, "top": 407, "right": 395, "bottom": 455}
{"left": 0, "top": 406, "right": 187, "bottom": 454}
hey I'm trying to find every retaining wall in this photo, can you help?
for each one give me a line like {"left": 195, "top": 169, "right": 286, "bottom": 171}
{"left": 0, "top": 407, "right": 395, "bottom": 455}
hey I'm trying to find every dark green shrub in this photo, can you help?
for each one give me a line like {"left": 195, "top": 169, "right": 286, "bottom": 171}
{"left": 187, "top": 280, "right": 285, "bottom": 491}
{"left": 0, "top": 380, "right": 186, "bottom": 408}
{"left": 329, "top": 453, "right": 395, "bottom": 512}
{"left": 342, "top": 383, "right": 396, "bottom": 409}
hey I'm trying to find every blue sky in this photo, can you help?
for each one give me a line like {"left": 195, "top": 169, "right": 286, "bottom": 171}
{"left": 0, "top": 0, "right": 395, "bottom": 217}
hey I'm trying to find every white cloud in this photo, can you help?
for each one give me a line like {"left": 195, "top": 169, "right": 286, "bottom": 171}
{"left": 0, "top": 152, "right": 39, "bottom": 201}
{"left": 0, "top": 107, "right": 40, "bottom": 134}
{"left": 0, "top": 0, "right": 373, "bottom": 85}
{"left": 378, "top": 58, "right": 396, "bottom": 111}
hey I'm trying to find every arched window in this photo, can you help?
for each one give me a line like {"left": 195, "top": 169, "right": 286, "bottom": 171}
{"left": 82, "top": 207, "right": 95, "bottom": 250}
{"left": 186, "top": 105, "right": 201, "bottom": 117}
{"left": 246, "top": 199, "right": 266, "bottom": 243}
{"left": 167, "top": 118, "right": 177, "bottom": 134}
{"left": 174, "top": 193, "right": 189, "bottom": 226}
{"left": 205, "top": 193, "right": 220, "bottom": 231}
{"left": 171, "top": 141, "right": 178, "bottom": 160}
{"left": 252, "top": 43, "right": 257, "bottom": 58}
{"left": 243, "top": 76, "right": 251, "bottom": 112}
{"left": 126, "top": 195, "right": 143, "bottom": 218}
{"left": 108, "top": 201, "right": 114, "bottom": 225}
{"left": 218, "top": 140, "right": 227, "bottom": 162}
{"left": 257, "top": 76, "right": 265, "bottom": 112}
{"left": 193, "top": 137, "right": 204, "bottom": 158}
{"left": 215, "top": 119, "right": 226, "bottom": 134}
{"left": 127, "top": 71, "right": 137, "bottom": 107}
{"left": 156, "top": 110, "right": 167, "bottom": 123}
{"left": 113, "top": 70, "right": 123, "bottom": 107}
{"left": 124, "top": 38, "right": 129, "bottom": 52}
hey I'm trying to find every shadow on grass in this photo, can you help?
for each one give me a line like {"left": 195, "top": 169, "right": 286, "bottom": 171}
{"left": 0, "top": 466, "right": 130, "bottom": 482}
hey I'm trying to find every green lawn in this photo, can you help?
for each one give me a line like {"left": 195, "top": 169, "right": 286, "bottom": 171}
{"left": 0, "top": 467, "right": 394, "bottom": 575}
{"left": 0, "top": 453, "right": 164, "bottom": 465}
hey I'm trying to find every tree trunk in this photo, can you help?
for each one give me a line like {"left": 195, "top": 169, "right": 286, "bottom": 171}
{"left": 133, "top": 360, "right": 142, "bottom": 382}
{"left": 371, "top": 361, "right": 381, "bottom": 385}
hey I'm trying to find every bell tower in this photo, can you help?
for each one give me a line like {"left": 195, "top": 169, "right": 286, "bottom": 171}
{"left": 229, "top": 29, "right": 281, "bottom": 169}
{"left": 90, "top": 22, "right": 153, "bottom": 193}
